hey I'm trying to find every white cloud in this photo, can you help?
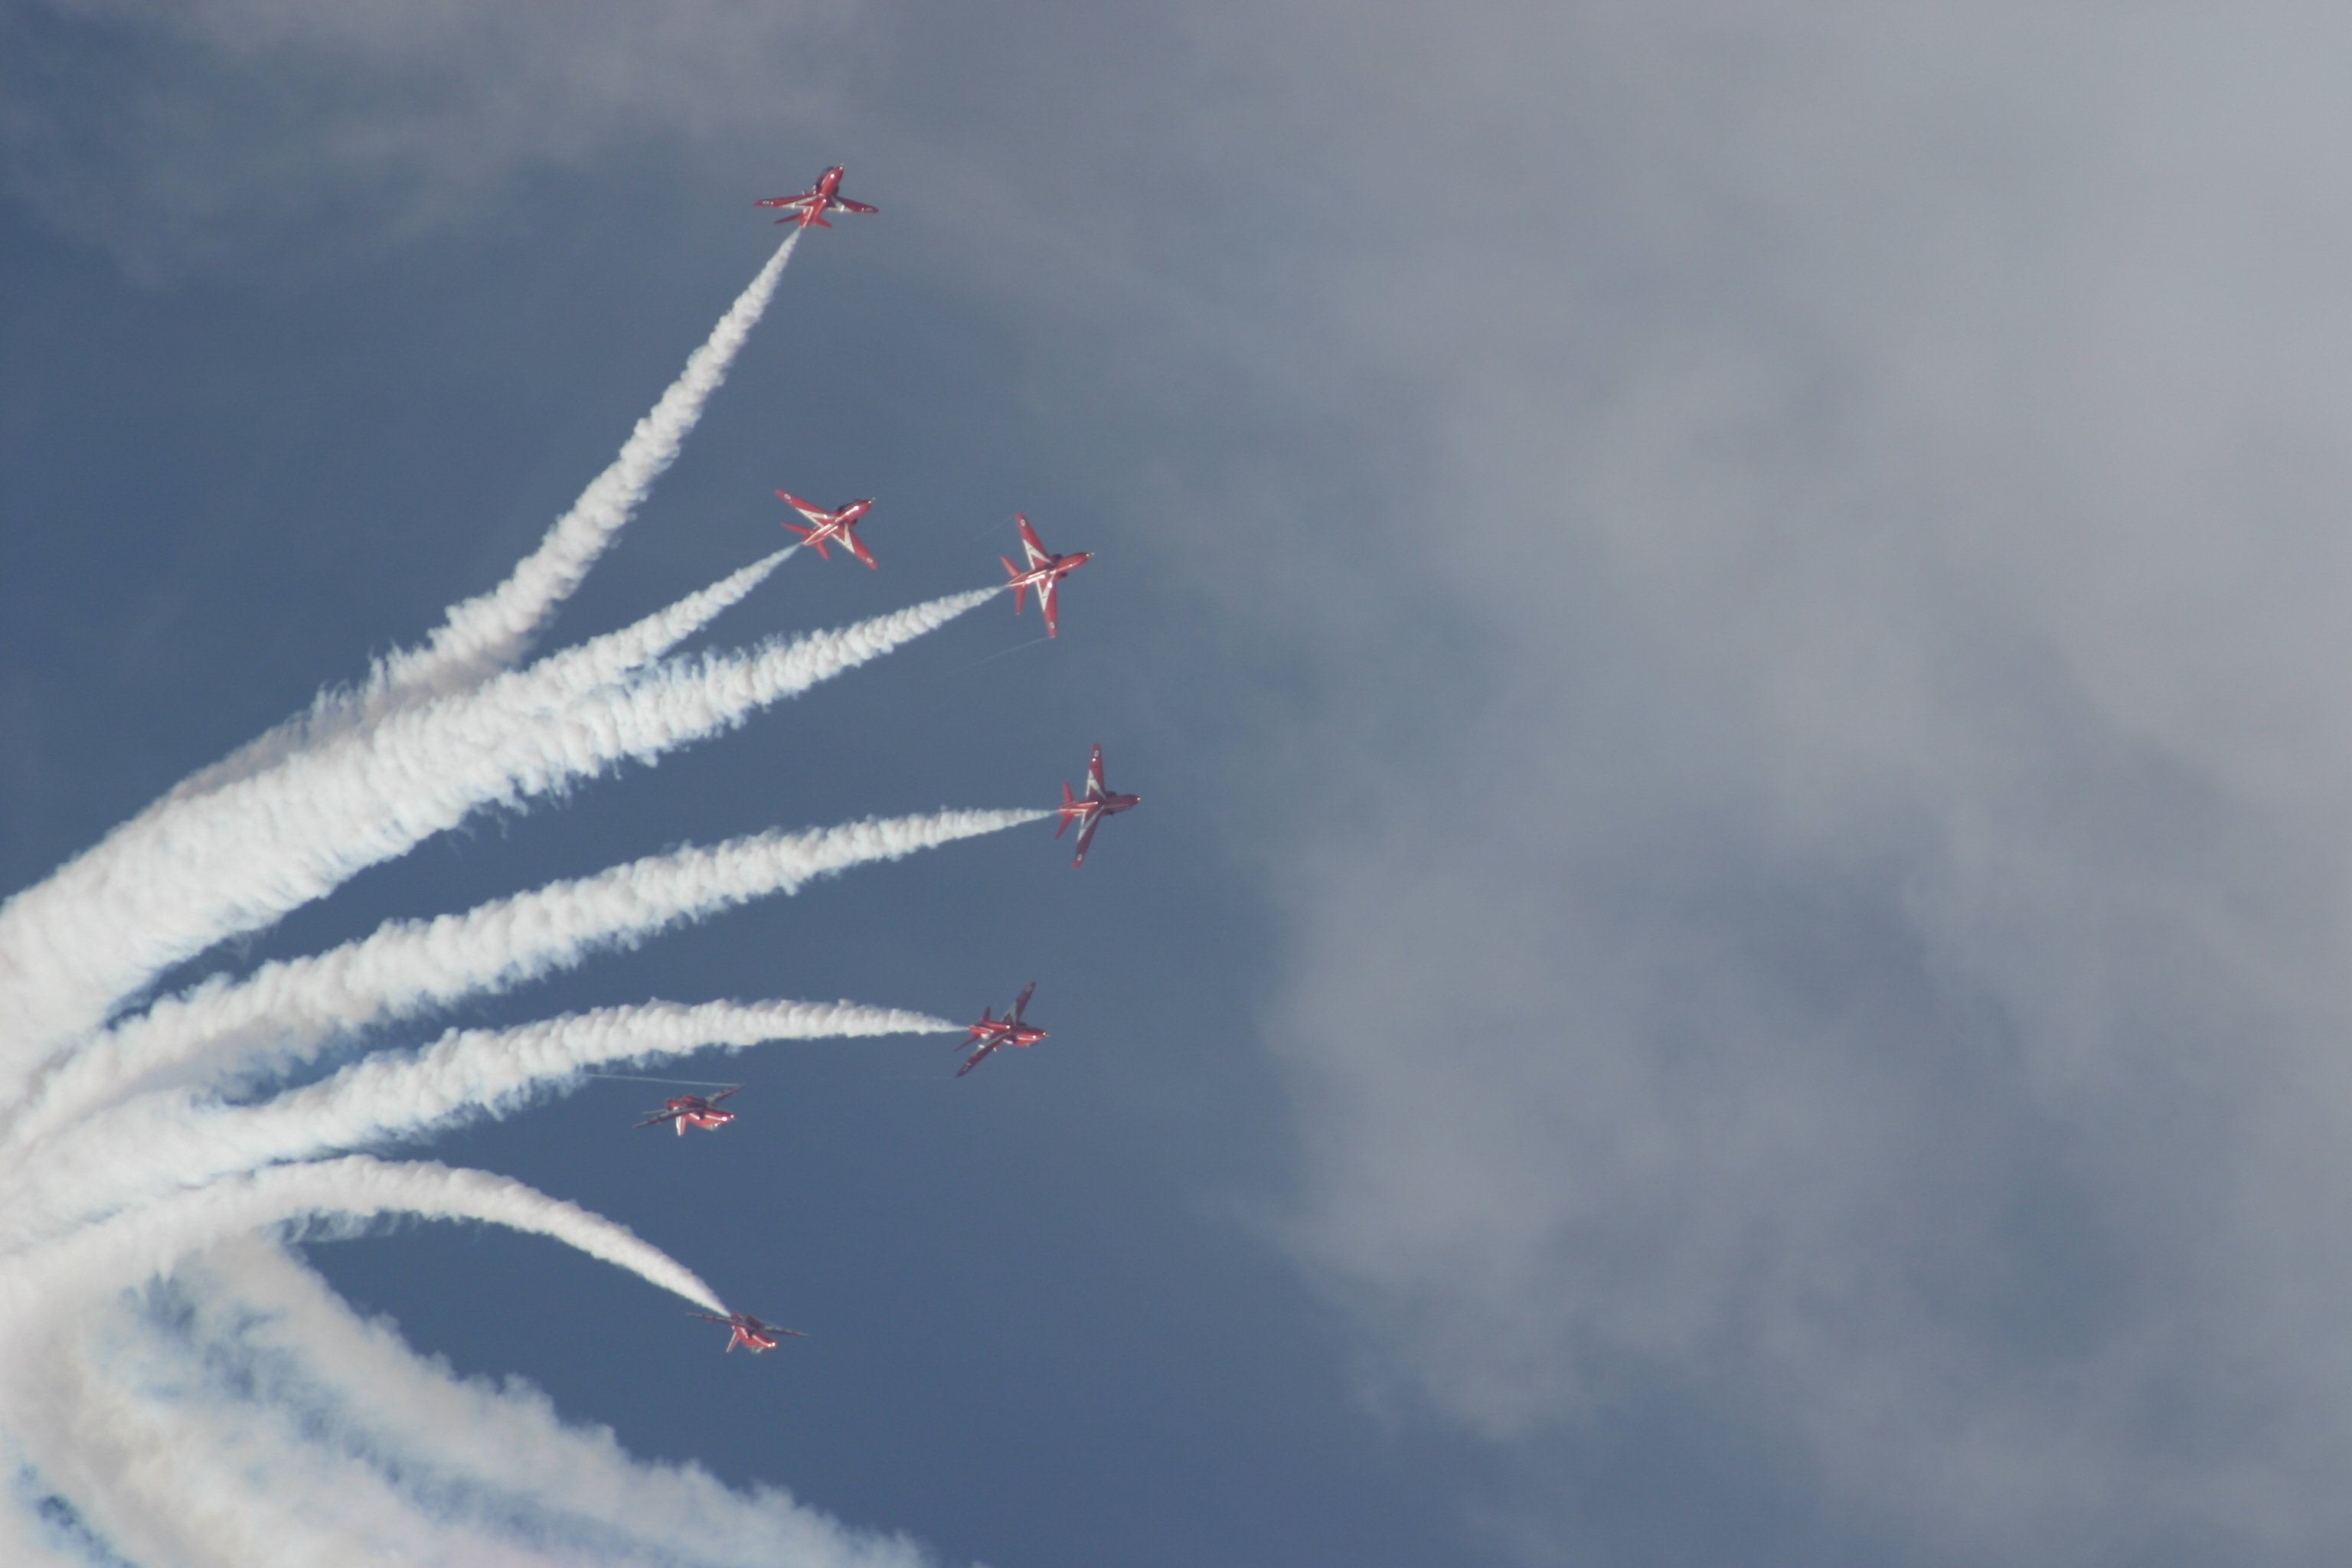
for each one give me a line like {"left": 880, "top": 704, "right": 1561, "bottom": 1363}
{"left": 1186, "top": 10, "right": 2352, "bottom": 1561}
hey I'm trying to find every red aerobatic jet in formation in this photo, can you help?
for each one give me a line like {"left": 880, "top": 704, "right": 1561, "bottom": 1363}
{"left": 958, "top": 982, "right": 1048, "bottom": 1077}
{"left": 635, "top": 163, "right": 1158, "bottom": 1361}
{"left": 775, "top": 489, "right": 879, "bottom": 567}
{"left": 690, "top": 1311, "right": 807, "bottom": 1354}
{"left": 1057, "top": 744, "right": 1142, "bottom": 869}
{"left": 999, "top": 514, "right": 1090, "bottom": 638}
{"left": 756, "top": 165, "right": 879, "bottom": 228}
{"left": 634, "top": 1086, "right": 744, "bottom": 1136}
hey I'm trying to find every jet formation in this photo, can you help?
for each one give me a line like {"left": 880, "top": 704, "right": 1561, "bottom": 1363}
{"left": 653, "top": 165, "right": 1149, "bottom": 1354}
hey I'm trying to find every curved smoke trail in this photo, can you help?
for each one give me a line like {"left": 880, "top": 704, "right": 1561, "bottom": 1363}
{"left": 0, "top": 220, "right": 1045, "bottom": 1566}
{"left": 5, "top": 999, "right": 957, "bottom": 1248}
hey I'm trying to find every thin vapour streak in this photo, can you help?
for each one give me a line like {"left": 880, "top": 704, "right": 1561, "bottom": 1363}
{"left": 11, "top": 809, "right": 1047, "bottom": 1146}
{"left": 0, "top": 577, "right": 973, "bottom": 1082}
{"left": 0, "top": 1156, "right": 726, "bottom": 1332}
{"left": 5, "top": 1001, "right": 954, "bottom": 1243}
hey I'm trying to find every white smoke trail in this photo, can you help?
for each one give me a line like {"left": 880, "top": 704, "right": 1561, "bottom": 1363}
{"left": 375, "top": 232, "right": 802, "bottom": 705}
{"left": 0, "top": 211, "right": 1035, "bottom": 1566}
{"left": 0, "top": 582, "right": 980, "bottom": 1083}
{"left": 15, "top": 1313, "right": 455, "bottom": 1568}
{"left": 6, "top": 1001, "right": 954, "bottom": 1246}
{"left": 479, "top": 544, "right": 795, "bottom": 719}
{"left": 10, "top": 808, "right": 1044, "bottom": 1148}
{"left": 156, "top": 230, "right": 807, "bottom": 813}
{"left": 0, "top": 1158, "right": 723, "bottom": 1560}
{"left": 0, "top": 1156, "right": 727, "bottom": 1334}
{"left": 13, "top": 1239, "right": 933, "bottom": 1568}
{"left": 0, "top": 547, "right": 791, "bottom": 1079}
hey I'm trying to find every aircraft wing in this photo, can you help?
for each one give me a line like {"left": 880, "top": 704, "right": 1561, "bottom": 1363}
{"left": 832, "top": 197, "right": 879, "bottom": 214}
{"left": 1016, "top": 514, "right": 1050, "bottom": 568}
{"left": 1011, "top": 982, "right": 1037, "bottom": 1021}
{"left": 1038, "top": 574, "right": 1060, "bottom": 638}
{"left": 632, "top": 1111, "right": 681, "bottom": 1129}
{"left": 774, "top": 489, "right": 830, "bottom": 525}
{"left": 707, "top": 1086, "right": 744, "bottom": 1105}
{"left": 1086, "top": 744, "right": 1106, "bottom": 798}
{"left": 845, "top": 529, "right": 878, "bottom": 569}
{"left": 956, "top": 1044, "right": 994, "bottom": 1077}
{"left": 1070, "top": 812, "right": 1100, "bottom": 867}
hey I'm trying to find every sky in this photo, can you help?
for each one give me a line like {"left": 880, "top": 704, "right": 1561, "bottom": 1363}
{"left": 10, "top": 4, "right": 2352, "bottom": 1566}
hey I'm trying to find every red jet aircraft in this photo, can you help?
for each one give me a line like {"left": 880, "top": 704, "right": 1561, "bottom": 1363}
{"left": 756, "top": 165, "right": 878, "bottom": 228}
{"left": 690, "top": 1311, "right": 807, "bottom": 1354}
{"left": 775, "top": 489, "right": 878, "bottom": 567}
{"left": 634, "top": 1086, "right": 743, "bottom": 1136}
{"left": 1057, "top": 743, "right": 1142, "bottom": 868}
{"left": 959, "top": 982, "right": 1048, "bottom": 1076}
{"left": 999, "top": 514, "right": 1090, "bottom": 638}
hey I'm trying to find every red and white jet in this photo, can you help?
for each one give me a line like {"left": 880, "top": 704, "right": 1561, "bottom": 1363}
{"left": 958, "top": 982, "right": 1047, "bottom": 1077}
{"left": 756, "top": 165, "right": 878, "bottom": 228}
{"left": 774, "top": 489, "right": 878, "bottom": 567}
{"left": 689, "top": 1311, "right": 807, "bottom": 1354}
{"left": 1056, "top": 743, "right": 1142, "bottom": 868}
{"left": 999, "top": 514, "right": 1090, "bottom": 638}
{"left": 634, "top": 1086, "right": 743, "bottom": 1136}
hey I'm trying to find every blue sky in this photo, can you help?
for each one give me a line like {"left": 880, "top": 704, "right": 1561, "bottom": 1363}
{"left": 14, "top": 5, "right": 2352, "bottom": 1566}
